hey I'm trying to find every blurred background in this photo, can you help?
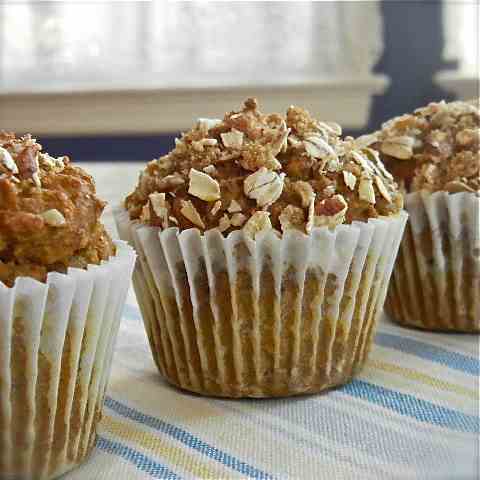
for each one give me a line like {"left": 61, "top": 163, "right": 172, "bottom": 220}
{"left": 0, "top": 0, "right": 478, "bottom": 163}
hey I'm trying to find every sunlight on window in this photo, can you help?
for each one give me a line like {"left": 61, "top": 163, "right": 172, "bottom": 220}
{"left": 0, "top": 1, "right": 384, "bottom": 91}
{"left": 443, "top": 1, "right": 479, "bottom": 74}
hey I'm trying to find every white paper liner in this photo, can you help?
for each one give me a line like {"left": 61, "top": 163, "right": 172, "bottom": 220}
{"left": 0, "top": 241, "right": 136, "bottom": 480}
{"left": 386, "top": 191, "right": 479, "bottom": 332}
{"left": 115, "top": 207, "right": 407, "bottom": 398}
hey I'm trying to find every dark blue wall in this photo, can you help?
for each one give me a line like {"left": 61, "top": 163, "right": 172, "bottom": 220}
{"left": 41, "top": 0, "right": 457, "bottom": 163}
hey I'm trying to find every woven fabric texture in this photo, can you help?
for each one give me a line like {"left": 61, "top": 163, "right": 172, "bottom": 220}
{"left": 65, "top": 287, "right": 479, "bottom": 480}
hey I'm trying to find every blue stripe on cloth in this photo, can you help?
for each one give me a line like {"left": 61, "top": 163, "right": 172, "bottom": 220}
{"left": 341, "top": 380, "right": 479, "bottom": 434}
{"left": 218, "top": 399, "right": 413, "bottom": 474}
{"left": 105, "top": 397, "right": 275, "bottom": 480}
{"left": 96, "top": 435, "right": 181, "bottom": 479}
{"left": 221, "top": 394, "right": 468, "bottom": 469}
{"left": 375, "top": 332, "right": 480, "bottom": 376}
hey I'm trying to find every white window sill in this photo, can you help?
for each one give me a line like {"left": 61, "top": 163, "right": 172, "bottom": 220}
{"left": 0, "top": 75, "right": 389, "bottom": 136}
{"left": 434, "top": 71, "right": 479, "bottom": 101}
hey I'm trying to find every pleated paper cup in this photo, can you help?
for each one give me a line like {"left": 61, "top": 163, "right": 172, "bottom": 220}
{"left": 115, "top": 207, "right": 407, "bottom": 398}
{"left": 385, "top": 191, "right": 479, "bottom": 332}
{"left": 0, "top": 241, "right": 135, "bottom": 480}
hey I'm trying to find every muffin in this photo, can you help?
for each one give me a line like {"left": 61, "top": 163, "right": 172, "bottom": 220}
{"left": 0, "top": 132, "right": 135, "bottom": 479}
{"left": 116, "top": 98, "right": 407, "bottom": 398}
{"left": 370, "top": 99, "right": 479, "bottom": 332}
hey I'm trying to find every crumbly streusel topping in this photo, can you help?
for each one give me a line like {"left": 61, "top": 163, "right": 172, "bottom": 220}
{"left": 0, "top": 132, "right": 114, "bottom": 287}
{"left": 125, "top": 98, "right": 403, "bottom": 238}
{"left": 370, "top": 99, "right": 479, "bottom": 193}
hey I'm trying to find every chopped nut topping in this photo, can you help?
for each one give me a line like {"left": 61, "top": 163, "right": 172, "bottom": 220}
{"left": 149, "top": 192, "right": 169, "bottom": 228}
{"left": 244, "top": 167, "right": 285, "bottom": 207}
{"left": 197, "top": 118, "right": 222, "bottom": 133}
{"left": 270, "top": 120, "right": 290, "bottom": 156}
{"left": 174, "top": 137, "right": 187, "bottom": 153}
{"left": 306, "top": 195, "right": 316, "bottom": 233}
{"left": 343, "top": 171, "right": 357, "bottom": 190}
{"left": 39, "top": 153, "right": 66, "bottom": 171}
{"left": 140, "top": 203, "right": 151, "bottom": 222}
{"left": 239, "top": 145, "right": 282, "bottom": 171}
{"left": 192, "top": 138, "right": 218, "bottom": 152}
{"left": 0, "top": 146, "right": 18, "bottom": 173}
{"left": 304, "top": 135, "right": 336, "bottom": 162}
{"left": 125, "top": 97, "right": 401, "bottom": 235}
{"left": 160, "top": 174, "right": 185, "bottom": 189}
{"left": 227, "top": 199, "right": 242, "bottom": 213}
{"left": 374, "top": 176, "right": 392, "bottom": 202}
{"left": 16, "top": 145, "right": 41, "bottom": 186}
{"left": 218, "top": 214, "right": 231, "bottom": 232}
{"left": 443, "top": 180, "right": 476, "bottom": 193}
{"left": 456, "top": 128, "right": 479, "bottom": 146}
{"left": 180, "top": 200, "right": 205, "bottom": 229}
{"left": 203, "top": 164, "right": 217, "bottom": 175}
{"left": 188, "top": 168, "right": 221, "bottom": 202}
{"left": 210, "top": 200, "right": 222, "bottom": 216}
{"left": 288, "top": 134, "right": 302, "bottom": 147}
{"left": 40, "top": 209, "right": 66, "bottom": 227}
{"left": 314, "top": 195, "right": 348, "bottom": 229}
{"left": 230, "top": 212, "right": 247, "bottom": 227}
{"left": 279, "top": 205, "right": 305, "bottom": 232}
{"left": 363, "top": 148, "right": 394, "bottom": 181}
{"left": 243, "top": 211, "right": 272, "bottom": 239}
{"left": 359, "top": 177, "right": 376, "bottom": 204}
{"left": 380, "top": 136, "right": 415, "bottom": 160}
{"left": 354, "top": 133, "right": 378, "bottom": 149}
{"left": 221, "top": 129, "right": 244, "bottom": 148}
{"left": 350, "top": 151, "right": 374, "bottom": 176}
{"left": 318, "top": 121, "right": 342, "bottom": 137}
{"left": 293, "top": 181, "right": 315, "bottom": 208}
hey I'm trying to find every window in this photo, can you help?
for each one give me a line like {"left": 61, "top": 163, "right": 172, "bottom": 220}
{"left": 0, "top": 1, "right": 387, "bottom": 134}
{"left": 0, "top": 1, "right": 384, "bottom": 91}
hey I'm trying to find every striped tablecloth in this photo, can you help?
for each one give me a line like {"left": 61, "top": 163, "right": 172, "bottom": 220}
{"left": 64, "top": 288, "right": 479, "bottom": 480}
{"left": 64, "top": 165, "right": 478, "bottom": 479}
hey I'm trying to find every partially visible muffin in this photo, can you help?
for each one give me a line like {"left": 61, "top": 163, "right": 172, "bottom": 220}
{"left": 125, "top": 98, "right": 403, "bottom": 236}
{"left": 117, "top": 98, "right": 407, "bottom": 398}
{"left": 370, "top": 99, "right": 479, "bottom": 332}
{"left": 371, "top": 99, "right": 479, "bottom": 193}
{"left": 0, "top": 132, "right": 135, "bottom": 480}
{"left": 0, "top": 131, "right": 115, "bottom": 287}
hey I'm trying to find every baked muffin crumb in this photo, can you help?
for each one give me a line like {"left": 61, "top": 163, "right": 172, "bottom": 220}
{"left": 0, "top": 132, "right": 115, "bottom": 287}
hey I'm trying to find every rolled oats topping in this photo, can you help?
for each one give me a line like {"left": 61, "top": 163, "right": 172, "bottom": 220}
{"left": 244, "top": 167, "right": 285, "bottom": 207}
{"left": 372, "top": 99, "right": 480, "bottom": 193}
{"left": 125, "top": 98, "right": 402, "bottom": 236}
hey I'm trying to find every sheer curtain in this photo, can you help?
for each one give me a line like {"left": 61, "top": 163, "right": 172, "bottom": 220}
{"left": 0, "top": 1, "right": 384, "bottom": 92}
{"left": 442, "top": 0, "right": 479, "bottom": 75}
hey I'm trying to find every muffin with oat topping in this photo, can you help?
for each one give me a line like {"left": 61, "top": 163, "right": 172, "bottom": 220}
{"left": 369, "top": 99, "right": 479, "bottom": 332}
{"left": 116, "top": 98, "right": 407, "bottom": 397}
{"left": 0, "top": 132, "right": 135, "bottom": 479}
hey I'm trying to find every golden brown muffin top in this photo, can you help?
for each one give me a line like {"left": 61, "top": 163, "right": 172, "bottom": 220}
{"left": 125, "top": 98, "right": 403, "bottom": 238}
{"left": 370, "top": 99, "right": 479, "bottom": 194}
{"left": 0, "top": 132, "right": 115, "bottom": 287}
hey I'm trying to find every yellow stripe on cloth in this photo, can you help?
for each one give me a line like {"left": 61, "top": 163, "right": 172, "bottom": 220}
{"left": 368, "top": 359, "right": 477, "bottom": 399}
{"left": 101, "top": 414, "right": 227, "bottom": 479}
